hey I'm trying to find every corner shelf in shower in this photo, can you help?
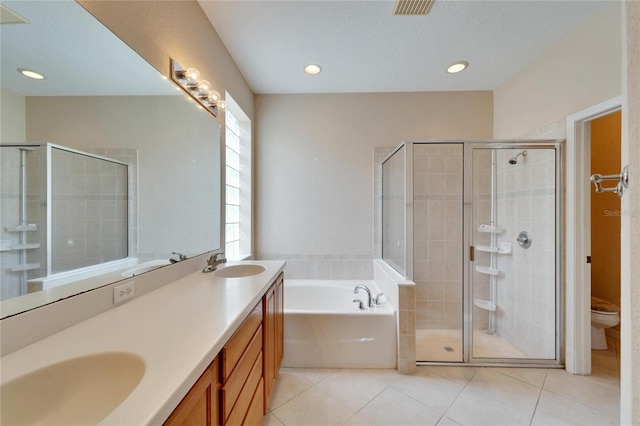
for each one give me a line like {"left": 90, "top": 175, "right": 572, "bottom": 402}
{"left": 475, "top": 242, "right": 512, "bottom": 255}
{"left": 4, "top": 224, "right": 38, "bottom": 232}
{"left": 478, "top": 224, "right": 503, "bottom": 234}
{"left": 475, "top": 265, "right": 499, "bottom": 276}
{"left": 474, "top": 299, "right": 496, "bottom": 311}
{"left": 9, "top": 263, "right": 40, "bottom": 272}
{"left": 0, "top": 243, "right": 40, "bottom": 252}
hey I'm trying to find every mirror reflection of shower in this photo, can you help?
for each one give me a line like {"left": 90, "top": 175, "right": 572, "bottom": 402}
{"left": 0, "top": 143, "right": 130, "bottom": 301}
{"left": 508, "top": 150, "right": 527, "bottom": 165}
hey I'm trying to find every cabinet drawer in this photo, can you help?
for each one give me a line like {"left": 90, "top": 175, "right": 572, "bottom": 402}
{"left": 221, "top": 326, "right": 262, "bottom": 419}
{"left": 222, "top": 302, "right": 262, "bottom": 380}
{"left": 224, "top": 352, "right": 263, "bottom": 425}
{"left": 243, "top": 377, "right": 264, "bottom": 426}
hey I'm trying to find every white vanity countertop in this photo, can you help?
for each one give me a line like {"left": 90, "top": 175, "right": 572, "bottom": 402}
{"left": 0, "top": 260, "right": 286, "bottom": 425}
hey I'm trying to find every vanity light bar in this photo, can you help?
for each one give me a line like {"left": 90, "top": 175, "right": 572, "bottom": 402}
{"left": 170, "top": 59, "right": 225, "bottom": 118}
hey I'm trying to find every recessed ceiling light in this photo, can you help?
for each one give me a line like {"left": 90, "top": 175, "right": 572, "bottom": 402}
{"left": 447, "top": 61, "right": 469, "bottom": 74}
{"left": 304, "top": 64, "right": 322, "bottom": 75}
{"left": 18, "top": 68, "right": 46, "bottom": 80}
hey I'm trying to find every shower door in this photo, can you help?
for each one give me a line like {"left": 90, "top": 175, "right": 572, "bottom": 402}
{"left": 469, "top": 145, "right": 560, "bottom": 362}
{"left": 405, "top": 141, "right": 562, "bottom": 365}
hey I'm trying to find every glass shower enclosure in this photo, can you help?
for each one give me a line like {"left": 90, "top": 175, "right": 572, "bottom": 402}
{"left": 382, "top": 141, "right": 563, "bottom": 365}
{"left": 1, "top": 143, "right": 129, "bottom": 300}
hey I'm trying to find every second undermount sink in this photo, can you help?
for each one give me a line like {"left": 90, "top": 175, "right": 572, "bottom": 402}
{"left": 214, "top": 264, "right": 266, "bottom": 278}
{"left": 0, "top": 352, "right": 145, "bottom": 425}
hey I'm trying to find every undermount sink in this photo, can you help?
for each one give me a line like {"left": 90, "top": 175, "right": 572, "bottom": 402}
{"left": 214, "top": 264, "right": 266, "bottom": 278}
{"left": 0, "top": 352, "right": 145, "bottom": 425}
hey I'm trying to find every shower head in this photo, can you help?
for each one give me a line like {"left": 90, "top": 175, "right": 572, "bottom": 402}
{"left": 508, "top": 150, "right": 527, "bottom": 165}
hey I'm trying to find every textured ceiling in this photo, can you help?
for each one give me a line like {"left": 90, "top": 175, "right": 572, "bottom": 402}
{"left": 198, "top": 0, "right": 612, "bottom": 94}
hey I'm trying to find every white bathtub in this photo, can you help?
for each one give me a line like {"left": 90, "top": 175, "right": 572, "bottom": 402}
{"left": 282, "top": 279, "right": 397, "bottom": 368}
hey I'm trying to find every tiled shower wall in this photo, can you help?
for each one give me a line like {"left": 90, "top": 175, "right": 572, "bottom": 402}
{"left": 495, "top": 148, "right": 557, "bottom": 358}
{"left": 50, "top": 148, "right": 132, "bottom": 273}
{"left": 87, "top": 148, "right": 138, "bottom": 261}
{"left": 413, "top": 144, "right": 465, "bottom": 330}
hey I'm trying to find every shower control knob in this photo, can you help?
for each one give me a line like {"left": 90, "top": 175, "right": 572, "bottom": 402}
{"left": 516, "top": 231, "right": 532, "bottom": 249}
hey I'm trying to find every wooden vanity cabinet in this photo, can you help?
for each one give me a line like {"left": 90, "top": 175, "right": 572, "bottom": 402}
{"left": 263, "top": 272, "right": 284, "bottom": 413}
{"left": 164, "top": 357, "right": 219, "bottom": 426}
{"left": 165, "top": 272, "right": 284, "bottom": 425}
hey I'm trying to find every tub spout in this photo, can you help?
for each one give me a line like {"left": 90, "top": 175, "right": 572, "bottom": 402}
{"left": 354, "top": 285, "right": 374, "bottom": 308}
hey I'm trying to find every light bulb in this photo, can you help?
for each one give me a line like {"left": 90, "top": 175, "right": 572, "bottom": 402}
{"left": 207, "top": 90, "right": 220, "bottom": 103}
{"left": 197, "top": 79, "right": 211, "bottom": 93}
{"left": 217, "top": 100, "right": 226, "bottom": 112}
{"left": 184, "top": 67, "right": 200, "bottom": 82}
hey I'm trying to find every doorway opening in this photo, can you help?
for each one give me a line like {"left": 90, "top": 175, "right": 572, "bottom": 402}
{"left": 565, "top": 96, "right": 622, "bottom": 375}
{"left": 590, "top": 110, "right": 622, "bottom": 349}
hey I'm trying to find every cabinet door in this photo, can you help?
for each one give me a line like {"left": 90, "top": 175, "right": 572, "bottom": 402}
{"left": 262, "top": 283, "right": 276, "bottom": 413}
{"left": 275, "top": 273, "right": 284, "bottom": 372}
{"left": 263, "top": 272, "right": 284, "bottom": 414}
{"left": 165, "top": 357, "right": 219, "bottom": 426}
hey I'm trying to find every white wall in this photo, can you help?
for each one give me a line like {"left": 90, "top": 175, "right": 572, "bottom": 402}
{"left": 255, "top": 91, "right": 493, "bottom": 278}
{"left": 494, "top": 3, "right": 622, "bottom": 139}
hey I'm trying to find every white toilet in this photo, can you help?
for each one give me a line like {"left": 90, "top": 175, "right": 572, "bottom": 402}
{"left": 590, "top": 296, "right": 620, "bottom": 350}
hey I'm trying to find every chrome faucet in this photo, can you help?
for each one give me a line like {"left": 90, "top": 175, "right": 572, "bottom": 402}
{"left": 202, "top": 252, "right": 227, "bottom": 273}
{"left": 353, "top": 284, "right": 374, "bottom": 308}
{"left": 170, "top": 252, "right": 187, "bottom": 263}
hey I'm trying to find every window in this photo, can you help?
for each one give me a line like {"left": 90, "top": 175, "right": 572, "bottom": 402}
{"left": 224, "top": 95, "right": 251, "bottom": 260}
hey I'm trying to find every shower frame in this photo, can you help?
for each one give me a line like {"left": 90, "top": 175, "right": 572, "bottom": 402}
{"left": 1, "top": 143, "right": 130, "bottom": 287}
{"left": 381, "top": 140, "right": 564, "bottom": 367}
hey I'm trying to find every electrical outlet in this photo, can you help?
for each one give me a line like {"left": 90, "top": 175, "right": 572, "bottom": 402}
{"left": 114, "top": 281, "right": 135, "bottom": 304}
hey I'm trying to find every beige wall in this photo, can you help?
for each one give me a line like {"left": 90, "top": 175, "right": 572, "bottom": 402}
{"left": 78, "top": 0, "right": 255, "bottom": 261}
{"left": 78, "top": 0, "right": 254, "bottom": 125}
{"left": 0, "top": 88, "right": 26, "bottom": 143}
{"left": 494, "top": 3, "right": 622, "bottom": 139}
{"left": 26, "top": 95, "right": 221, "bottom": 259}
{"left": 590, "top": 111, "right": 621, "bottom": 318}
{"left": 255, "top": 91, "right": 492, "bottom": 277}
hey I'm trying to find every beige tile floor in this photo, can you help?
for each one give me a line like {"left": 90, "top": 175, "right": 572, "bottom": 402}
{"left": 265, "top": 338, "right": 620, "bottom": 426}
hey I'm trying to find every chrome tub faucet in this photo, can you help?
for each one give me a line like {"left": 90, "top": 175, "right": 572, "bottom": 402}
{"left": 353, "top": 284, "right": 375, "bottom": 308}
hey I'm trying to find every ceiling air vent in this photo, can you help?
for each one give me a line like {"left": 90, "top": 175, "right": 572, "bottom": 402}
{"left": 0, "top": 5, "right": 28, "bottom": 25}
{"left": 392, "top": 0, "right": 434, "bottom": 15}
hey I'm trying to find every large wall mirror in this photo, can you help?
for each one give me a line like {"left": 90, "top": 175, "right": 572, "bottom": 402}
{"left": 0, "top": 1, "right": 221, "bottom": 318}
